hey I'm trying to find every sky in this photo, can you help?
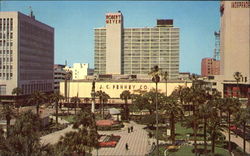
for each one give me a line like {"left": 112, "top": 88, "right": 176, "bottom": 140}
{"left": 0, "top": 1, "right": 220, "bottom": 74}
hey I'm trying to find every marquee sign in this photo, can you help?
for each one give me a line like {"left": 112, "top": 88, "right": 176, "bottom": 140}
{"left": 106, "top": 14, "right": 121, "bottom": 24}
{"left": 98, "top": 84, "right": 149, "bottom": 90}
{"left": 231, "top": 1, "right": 250, "bottom": 8}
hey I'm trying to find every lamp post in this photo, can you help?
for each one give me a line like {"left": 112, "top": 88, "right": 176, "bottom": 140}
{"left": 151, "top": 65, "right": 160, "bottom": 156}
{"left": 91, "top": 78, "right": 96, "bottom": 113}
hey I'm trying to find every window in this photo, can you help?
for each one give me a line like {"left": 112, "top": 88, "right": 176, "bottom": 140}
{"left": 0, "top": 85, "right": 6, "bottom": 95}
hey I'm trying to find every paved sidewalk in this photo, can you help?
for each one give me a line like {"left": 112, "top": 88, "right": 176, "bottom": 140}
{"left": 40, "top": 116, "right": 72, "bottom": 145}
{"left": 222, "top": 131, "right": 250, "bottom": 154}
{"left": 92, "top": 121, "right": 152, "bottom": 156}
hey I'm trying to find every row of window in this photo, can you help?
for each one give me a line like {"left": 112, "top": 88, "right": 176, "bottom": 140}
{"left": 0, "top": 32, "right": 13, "bottom": 39}
{"left": 0, "top": 41, "right": 13, "bottom": 46}
{"left": 0, "top": 18, "right": 13, "bottom": 31}
{"left": 0, "top": 65, "right": 13, "bottom": 69}
{"left": 0, "top": 57, "right": 13, "bottom": 62}
{"left": 0, "top": 72, "right": 13, "bottom": 80}
{"left": 0, "top": 50, "right": 13, "bottom": 54}
{"left": 21, "top": 83, "right": 52, "bottom": 95}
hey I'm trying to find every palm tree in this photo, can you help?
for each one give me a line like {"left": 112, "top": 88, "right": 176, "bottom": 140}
{"left": 102, "top": 92, "right": 110, "bottom": 119}
{"left": 120, "top": 90, "right": 131, "bottom": 120}
{"left": 96, "top": 91, "right": 110, "bottom": 119}
{"left": 11, "top": 87, "right": 23, "bottom": 110}
{"left": 1, "top": 110, "right": 42, "bottom": 155}
{"left": 198, "top": 102, "right": 213, "bottom": 154}
{"left": 57, "top": 110, "right": 99, "bottom": 155}
{"left": 162, "top": 95, "right": 183, "bottom": 144}
{"left": 233, "top": 71, "right": 243, "bottom": 98}
{"left": 163, "top": 71, "right": 168, "bottom": 96}
{"left": 96, "top": 90, "right": 104, "bottom": 115}
{"left": 28, "top": 91, "right": 46, "bottom": 115}
{"left": 189, "top": 87, "right": 207, "bottom": 156}
{"left": 221, "top": 97, "right": 241, "bottom": 153}
{"left": 149, "top": 65, "right": 161, "bottom": 156}
{"left": 0, "top": 104, "right": 16, "bottom": 138}
{"left": 71, "top": 96, "right": 81, "bottom": 115}
{"left": 64, "top": 70, "right": 72, "bottom": 103}
{"left": 50, "top": 92, "right": 64, "bottom": 125}
{"left": 234, "top": 107, "right": 250, "bottom": 153}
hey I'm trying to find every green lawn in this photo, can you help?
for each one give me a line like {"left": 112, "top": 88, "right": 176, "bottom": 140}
{"left": 150, "top": 145, "right": 230, "bottom": 156}
{"left": 60, "top": 115, "right": 75, "bottom": 123}
{"left": 145, "top": 122, "right": 205, "bottom": 141}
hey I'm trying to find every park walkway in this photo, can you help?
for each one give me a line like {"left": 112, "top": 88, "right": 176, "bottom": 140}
{"left": 40, "top": 116, "right": 72, "bottom": 145}
{"left": 92, "top": 121, "right": 152, "bottom": 156}
{"left": 222, "top": 131, "right": 250, "bottom": 154}
{"left": 40, "top": 118, "right": 153, "bottom": 155}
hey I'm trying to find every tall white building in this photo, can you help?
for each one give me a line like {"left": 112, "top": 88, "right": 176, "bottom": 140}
{"left": 94, "top": 11, "right": 180, "bottom": 79}
{"left": 65, "top": 63, "right": 89, "bottom": 80}
{"left": 0, "top": 12, "right": 54, "bottom": 95}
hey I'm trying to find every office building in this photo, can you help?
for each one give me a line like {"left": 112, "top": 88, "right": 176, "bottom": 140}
{"left": 94, "top": 11, "right": 179, "bottom": 80}
{"left": 0, "top": 11, "right": 54, "bottom": 96}
{"left": 219, "top": 1, "right": 250, "bottom": 99}
{"left": 201, "top": 58, "right": 220, "bottom": 77}
{"left": 54, "top": 64, "right": 66, "bottom": 92}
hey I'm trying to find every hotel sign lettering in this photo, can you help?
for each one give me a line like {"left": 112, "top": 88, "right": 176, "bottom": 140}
{"left": 98, "top": 84, "right": 149, "bottom": 90}
{"left": 106, "top": 14, "right": 121, "bottom": 24}
{"left": 231, "top": 1, "right": 250, "bottom": 8}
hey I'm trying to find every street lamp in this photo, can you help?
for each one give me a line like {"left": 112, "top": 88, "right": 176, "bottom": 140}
{"left": 151, "top": 65, "right": 160, "bottom": 156}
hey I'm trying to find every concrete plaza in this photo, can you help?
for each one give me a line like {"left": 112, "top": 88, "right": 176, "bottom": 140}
{"left": 40, "top": 117, "right": 153, "bottom": 155}
{"left": 92, "top": 121, "right": 153, "bottom": 156}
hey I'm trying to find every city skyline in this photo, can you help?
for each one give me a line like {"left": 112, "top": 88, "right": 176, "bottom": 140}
{"left": 0, "top": 1, "right": 220, "bottom": 74}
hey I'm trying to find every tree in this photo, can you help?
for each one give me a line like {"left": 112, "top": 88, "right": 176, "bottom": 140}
{"left": 233, "top": 71, "right": 243, "bottom": 98}
{"left": 12, "top": 87, "right": 23, "bottom": 109}
{"left": 71, "top": 96, "right": 81, "bottom": 115}
{"left": 234, "top": 107, "right": 250, "bottom": 153}
{"left": 96, "top": 90, "right": 104, "bottom": 116}
{"left": 188, "top": 87, "right": 207, "bottom": 156}
{"left": 163, "top": 71, "right": 168, "bottom": 96}
{"left": 120, "top": 90, "right": 131, "bottom": 120}
{"left": 50, "top": 92, "right": 64, "bottom": 125}
{"left": 96, "top": 91, "right": 110, "bottom": 119}
{"left": 161, "top": 95, "right": 183, "bottom": 144}
{"left": 133, "top": 91, "right": 164, "bottom": 115}
{"left": 149, "top": 65, "right": 161, "bottom": 156}
{"left": 101, "top": 92, "right": 110, "bottom": 119}
{"left": 0, "top": 104, "right": 16, "bottom": 138}
{"left": 221, "top": 97, "right": 241, "bottom": 153}
{"left": 57, "top": 110, "right": 99, "bottom": 155}
{"left": 0, "top": 110, "right": 53, "bottom": 156}
{"left": 198, "top": 102, "right": 212, "bottom": 154}
{"left": 28, "top": 91, "right": 46, "bottom": 115}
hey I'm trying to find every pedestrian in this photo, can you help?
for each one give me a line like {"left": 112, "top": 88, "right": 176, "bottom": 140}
{"left": 125, "top": 143, "right": 129, "bottom": 150}
{"left": 131, "top": 126, "right": 133, "bottom": 132}
{"left": 128, "top": 127, "right": 130, "bottom": 133}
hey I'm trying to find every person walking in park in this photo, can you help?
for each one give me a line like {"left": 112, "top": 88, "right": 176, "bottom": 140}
{"left": 128, "top": 127, "right": 130, "bottom": 133}
{"left": 125, "top": 143, "right": 129, "bottom": 150}
{"left": 131, "top": 126, "right": 133, "bottom": 132}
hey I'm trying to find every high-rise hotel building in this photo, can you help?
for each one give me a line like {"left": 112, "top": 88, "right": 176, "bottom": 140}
{"left": 219, "top": 1, "right": 250, "bottom": 99}
{"left": 0, "top": 12, "right": 54, "bottom": 96}
{"left": 94, "top": 11, "right": 179, "bottom": 80}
